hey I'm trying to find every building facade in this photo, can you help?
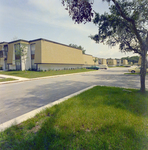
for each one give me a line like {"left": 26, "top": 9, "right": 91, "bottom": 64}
{"left": 107, "top": 59, "right": 117, "bottom": 66}
{"left": 0, "top": 38, "right": 95, "bottom": 71}
{"left": 116, "top": 59, "right": 121, "bottom": 66}
{"left": 122, "top": 59, "right": 128, "bottom": 65}
{"left": 98, "top": 58, "right": 107, "bottom": 65}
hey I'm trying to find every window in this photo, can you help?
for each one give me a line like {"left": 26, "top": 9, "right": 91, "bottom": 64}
{"left": 0, "top": 51, "right": 3, "bottom": 58}
{"left": 4, "top": 45, "right": 8, "bottom": 57}
{"left": 14, "top": 43, "right": 20, "bottom": 60}
{"left": 30, "top": 44, "right": 35, "bottom": 55}
{"left": 14, "top": 43, "right": 20, "bottom": 52}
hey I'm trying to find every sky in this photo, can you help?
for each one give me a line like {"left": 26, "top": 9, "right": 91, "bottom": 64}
{"left": 0, "top": 0, "right": 138, "bottom": 59}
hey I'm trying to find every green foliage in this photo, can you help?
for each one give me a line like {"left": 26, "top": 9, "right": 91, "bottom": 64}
{"left": 90, "top": 0, "right": 148, "bottom": 55}
{"left": 69, "top": 43, "right": 86, "bottom": 54}
{"left": 121, "top": 56, "right": 140, "bottom": 63}
{"left": 62, "top": 0, "right": 94, "bottom": 24}
{"left": 93, "top": 57, "right": 98, "bottom": 64}
{"left": 62, "top": 0, "right": 148, "bottom": 92}
{"left": 0, "top": 86, "right": 148, "bottom": 149}
{"left": 15, "top": 43, "right": 28, "bottom": 61}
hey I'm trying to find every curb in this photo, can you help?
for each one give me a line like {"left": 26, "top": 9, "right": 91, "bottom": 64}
{"left": 0, "top": 70, "right": 98, "bottom": 85}
{"left": 0, "top": 85, "right": 96, "bottom": 132}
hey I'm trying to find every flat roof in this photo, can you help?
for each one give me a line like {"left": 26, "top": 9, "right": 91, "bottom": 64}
{"left": 8, "top": 39, "right": 29, "bottom": 44}
{"left": 83, "top": 53, "right": 92, "bottom": 56}
{"left": 0, "top": 42, "right": 8, "bottom": 44}
{"left": 29, "top": 38, "right": 83, "bottom": 51}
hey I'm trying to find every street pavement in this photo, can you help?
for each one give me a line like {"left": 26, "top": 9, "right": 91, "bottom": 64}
{"left": 0, "top": 67, "right": 148, "bottom": 124}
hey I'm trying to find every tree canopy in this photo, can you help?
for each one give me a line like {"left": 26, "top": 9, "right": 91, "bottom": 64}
{"left": 121, "top": 56, "right": 140, "bottom": 64}
{"left": 62, "top": 0, "right": 148, "bottom": 92}
{"left": 69, "top": 43, "right": 86, "bottom": 54}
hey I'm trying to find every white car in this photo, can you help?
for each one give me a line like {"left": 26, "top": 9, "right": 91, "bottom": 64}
{"left": 98, "top": 64, "right": 108, "bottom": 70}
{"left": 128, "top": 67, "right": 148, "bottom": 73}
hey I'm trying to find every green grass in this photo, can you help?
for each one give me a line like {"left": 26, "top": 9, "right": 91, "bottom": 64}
{"left": 125, "top": 73, "right": 148, "bottom": 75}
{"left": 0, "top": 69, "right": 95, "bottom": 78}
{"left": 109, "top": 66, "right": 131, "bottom": 68}
{"left": 0, "top": 78, "right": 16, "bottom": 82}
{"left": 0, "top": 86, "right": 148, "bottom": 150}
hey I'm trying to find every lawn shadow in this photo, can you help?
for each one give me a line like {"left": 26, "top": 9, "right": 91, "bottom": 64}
{"left": 1, "top": 105, "right": 147, "bottom": 149}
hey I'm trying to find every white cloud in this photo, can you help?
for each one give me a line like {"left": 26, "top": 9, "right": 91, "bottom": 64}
{"left": 0, "top": 0, "right": 139, "bottom": 59}
{"left": 28, "top": 0, "right": 67, "bottom": 18}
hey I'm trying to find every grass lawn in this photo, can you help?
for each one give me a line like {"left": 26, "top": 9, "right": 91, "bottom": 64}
{"left": 0, "top": 78, "right": 16, "bottom": 82}
{"left": 0, "top": 69, "right": 95, "bottom": 78}
{"left": 109, "top": 66, "right": 131, "bottom": 68}
{"left": 0, "top": 86, "right": 148, "bottom": 150}
{"left": 125, "top": 73, "right": 148, "bottom": 75}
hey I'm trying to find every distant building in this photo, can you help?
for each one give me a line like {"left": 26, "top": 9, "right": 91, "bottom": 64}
{"left": 83, "top": 54, "right": 94, "bottom": 67}
{"left": 116, "top": 59, "right": 121, "bottom": 66}
{"left": 122, "top": 59, "right": 128, "bottom": 65}
{"left": 107, "top": 59, "right": 117, "bottom": 66}
{"left": 98, "top": 58, "right": 107, "bottom": 65}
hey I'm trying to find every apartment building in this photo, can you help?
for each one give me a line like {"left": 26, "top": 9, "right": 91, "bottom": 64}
{"left": 98, "top": 58, "right": 107, "bottom": 65}
{"left": 122, "top": 59, "right": 128, "bottom": 65}
{"left": 107, "top": 59, "right": 117, "bottom": 66}
{"left": 0, "top": 42, "right": 8, "bottom": 70}
{"left": 0, "top": 38, "right": 95, "bottom": 71}
{"left": 83, "top": 54, "right": 94, "bottom": 67}
{"left": 116, "top": 59, "right": 121, "bottom": 66}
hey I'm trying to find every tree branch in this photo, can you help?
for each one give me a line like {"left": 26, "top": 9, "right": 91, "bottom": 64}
{"left": 112, "top": 0, "right": 143, "bottom": 46}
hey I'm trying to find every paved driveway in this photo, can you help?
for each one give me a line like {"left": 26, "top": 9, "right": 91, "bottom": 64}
{"left": 0, "top": 67, "right": 148, "bottom": 124}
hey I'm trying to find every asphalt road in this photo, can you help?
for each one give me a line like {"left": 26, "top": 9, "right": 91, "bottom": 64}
{"left": 0, "top": 67, "right": 148, "bottom": 124}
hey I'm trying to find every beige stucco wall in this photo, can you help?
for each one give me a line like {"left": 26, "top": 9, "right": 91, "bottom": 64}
{"left": 98, "top": 58, "right": 107, "bottom": 65}
{"left": 0, "top": 45, "right": 2, "bottom": 51}
{"left": 123, "top": 59, "right": 128, "bottom": 65}
{"left": 107, "top": 59, "right": 117, "bottom": 65}
{"left": 102, "top": 59, "right": 106, "bottom": 64}
{"left": 0, "top": 58, "right": 4, "bottom": 67}
{"left": 7, "top": 43, "right": 14, "bottom": 64}
{"left": 31, "top": 40, "right": 42, "bottom": 64}
{"left": 40, "top": 40, "right": 84, "bottom": 64}
{"left": 83, "top": 54, "right": 94, "bottom": 66}
{"left": 138, "top": 57, "right": 141, "bottom": 65}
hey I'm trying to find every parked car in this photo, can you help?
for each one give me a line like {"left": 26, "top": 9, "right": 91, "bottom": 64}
{"left": 98, "top": 64, "right": 108, "bottom": 70}
{"left": 128, "top": 67, "right": 148, "bottom": 73}
{"left": 86, "top": 66, "right": 99, "bottom": 70}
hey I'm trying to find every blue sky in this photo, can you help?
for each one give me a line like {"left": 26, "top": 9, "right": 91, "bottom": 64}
{"left": 0, "top": 0, "right": 138, "bottom": 59}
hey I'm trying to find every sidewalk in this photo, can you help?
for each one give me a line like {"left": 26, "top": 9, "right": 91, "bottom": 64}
{"left": 0, "top": 74, "right": 29, "bottom": 84}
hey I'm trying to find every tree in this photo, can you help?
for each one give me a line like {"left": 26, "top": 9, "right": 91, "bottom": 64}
{"left": 93, "top": 57, "right": 98, "bottom": 65}
{"left": 62, "top": 0, "right": 148, "bottom": 93}
{"left": 69, "top": 43, "right": 86, "bottom": 54}
{"left": 121, "top": 56, "right": 140, "bottom": 64}
{"left": 15, "top": 43, "right": 28, "bottom": 71}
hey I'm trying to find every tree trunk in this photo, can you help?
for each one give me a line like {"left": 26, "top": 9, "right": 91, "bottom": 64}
{"left": 140, "top": 49, "right": 147, "bottom": 93}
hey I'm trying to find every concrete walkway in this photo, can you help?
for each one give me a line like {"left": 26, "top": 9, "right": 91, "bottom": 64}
{"left": 0, "top": 74, "right": 29, "bottom": 83}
